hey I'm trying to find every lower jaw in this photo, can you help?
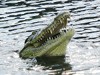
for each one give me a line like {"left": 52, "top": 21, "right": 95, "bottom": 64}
{"left": 43, "top": 37, "right": 68, "bottom": 56}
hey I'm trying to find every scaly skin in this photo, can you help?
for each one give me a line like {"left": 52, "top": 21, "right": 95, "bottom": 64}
{"left": 19, "top": 12, "right": 75, "bottom": 59}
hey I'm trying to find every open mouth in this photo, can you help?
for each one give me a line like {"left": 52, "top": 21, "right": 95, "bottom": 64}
{"left": 19, "top": 12, "right": 74, "bottom": 58}
{"left": 24, "top": 12, "right": 71, "bottom": 48}
{"left": 46, "top": 28, "right": 68, "bottom": 41}
{"left": 34, "top": 12, "right": 70, "bottom": 46}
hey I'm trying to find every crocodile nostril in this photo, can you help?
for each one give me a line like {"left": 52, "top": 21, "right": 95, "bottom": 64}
{"left": 62, "top": 30, "right": 66, "bottom": 32}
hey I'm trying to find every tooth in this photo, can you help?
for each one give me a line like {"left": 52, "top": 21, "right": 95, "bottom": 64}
{"left": 49, "top": 37, "right": 51, "bottom": 39}
{"left": 40, "top": 38, "right": 42, "bottom": 40}
{"left": 54, "top": 24, "right": 56, "bottom": 28}
{"left": 47, "top": 30, "right": 49, "bottom": 33}
{"left": 52, "top": 28, "right": 54, "bottom": 31}
{"left": 50, "top": 30, "right": 52, "bottom": 34}
{"left": 60, "top": 19, "right": 62, "bottom": 23}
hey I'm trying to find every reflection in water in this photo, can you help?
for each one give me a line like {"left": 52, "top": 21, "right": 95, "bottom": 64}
{"left": 0, "top": 0, "right": 100, "bottom": 75}
{"left": 30, "top": 56, "right": 72, "bottom": 75}
{"left": 36, "top": 56, "right": 71, "bottom": 69}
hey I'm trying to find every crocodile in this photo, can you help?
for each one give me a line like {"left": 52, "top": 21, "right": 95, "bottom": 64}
{"left": 19, "top": 12, "right": 75, "bottom": 59}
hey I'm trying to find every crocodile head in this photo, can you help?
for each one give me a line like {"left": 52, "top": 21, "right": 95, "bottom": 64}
{"left": 19, "top": 12, "right": 75, "bottom": 59}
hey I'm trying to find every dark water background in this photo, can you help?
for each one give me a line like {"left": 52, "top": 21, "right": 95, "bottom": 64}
{"left": 0, "top": 0, "right": 100, "bottom": 75}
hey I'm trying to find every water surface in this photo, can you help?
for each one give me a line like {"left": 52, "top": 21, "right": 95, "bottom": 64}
{"left": 0, "top": 0, "right": 100, "bottom": 75}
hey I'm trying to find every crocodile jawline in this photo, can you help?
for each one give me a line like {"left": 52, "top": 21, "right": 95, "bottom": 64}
{"left": 19, "top": 12, "right": 75, "bottom": 59}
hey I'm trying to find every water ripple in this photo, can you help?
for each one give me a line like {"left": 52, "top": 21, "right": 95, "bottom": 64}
{"left": 0, "top": 0, "right": 100, "bottom": 75}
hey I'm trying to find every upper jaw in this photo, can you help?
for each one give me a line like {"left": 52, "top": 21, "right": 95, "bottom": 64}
{"left": 47, "top": 12, "right": 71, "bottom": 35}
{"left": 25, "top": 12, "right": 71, "bottom": 47}
{"left": 37, "top": 12, "right": 71, "bottom": 44}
